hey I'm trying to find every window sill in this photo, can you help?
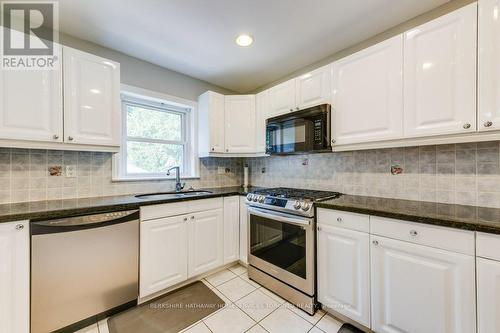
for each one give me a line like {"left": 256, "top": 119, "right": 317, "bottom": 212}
{"left": 111, "top": 175, "right": 200, "bottom": 182}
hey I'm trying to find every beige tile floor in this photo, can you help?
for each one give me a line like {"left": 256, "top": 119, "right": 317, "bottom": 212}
{"left": 77, "top": 264, "right": 344, "bottom": 333}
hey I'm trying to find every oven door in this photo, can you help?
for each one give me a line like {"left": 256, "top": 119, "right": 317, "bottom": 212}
{"left": 247, "top": 206, "right": 315, "bottom": 295}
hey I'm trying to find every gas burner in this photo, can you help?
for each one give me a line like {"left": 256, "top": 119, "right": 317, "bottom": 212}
{"left": 246, "top": 187, "right": 342, "bottom": 217}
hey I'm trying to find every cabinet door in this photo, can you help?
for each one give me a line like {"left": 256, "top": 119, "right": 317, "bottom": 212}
{"left": 0, "top": 221, "right": 29, "bottom": 333}
{"left": 224, "top": 95, "right": 256, "bottom": 153}
{"left": 255, "top": 90, "right": 268, "bottom": 153}
{"left": 0, "top": 43, "right": 62, "bottom": 143}
{"left": 404, "top": 3, "right": 477, "bottom": 138}
{"left": 223, "top": 196, "right": 240, "bottom": 264}
{"left": 478, "top": 0, "right": 500, "bottom": 132}
{"left": 198, "top": 91, "right": 225, "bottom": 154}
{"left": 296, "top": 65, "right": 331, "bottom": 110}
{"left": 239, "top": 196, "right": 248, "bottom": 264}
{"left": 188, "top": 208, "right": 224, "bottom": 277}
{"left": 332, "top": 36, "right": 403, "bottom": 145}
{"left": 317, "top": 224, "right": 370, "bottom": 327}
{"left": 268, "top": 79, "right": 296, "bottom": 117}
{"left": 63, "top": 47, "right": 121, "bottom": 146}
{"left": 477, "top": 257, "right": 500, "bottom": 333}
{"left": 140, "top": 215, "right": 188, "bottom": 298}
{"left": 371, "top": 235, "right": 476, "bottom": 333}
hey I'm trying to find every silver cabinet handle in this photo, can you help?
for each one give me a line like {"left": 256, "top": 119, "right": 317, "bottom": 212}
{"left": 410, "top": 230, "right": 418, "bottom": 237}
{"left": 15, "top": 224, "right": 24, "bottom": 230}
{"left": 484, "top": 121, "right": 493, "bottom": 128}
{"left": 68, "top": 136, "right": 74, "bottom": 141}
{"left": 463, "top": 123, "right": 471, "bottom": 129}
{"left": 53, "top": 134, "right": 59, "bottom": 140}
{"left": 372, "top": 240, "right": 379, "bottom": 246}
{"left": 336, "top": 217, "right": 343, "bottom": 223}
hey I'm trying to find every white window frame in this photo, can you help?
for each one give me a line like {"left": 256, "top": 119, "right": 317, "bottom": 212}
{"left": 112, "top": 84, "right": 199, "bottom": 181}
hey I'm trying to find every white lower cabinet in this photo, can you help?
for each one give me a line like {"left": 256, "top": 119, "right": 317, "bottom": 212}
{"left": 223, "top": 196, "right": 240, "bottom": 264}
{"left": 477, "top": 258, "right": 500, "bottom": 333}
{"left": 140, "top": 215, "right": 188, "bottom": 298}
{"left": 370, "top": 235, "right": 476, "bottom": 333}
{"left": 239, "top": 196, "right": 248, "bottom": 264}
{"left": 188, "top": 209, "right": 224, "bottom": 277}
{"left": 0, "top": 221, "right": 29, "bottom": 333}
{"left": 317, "top": 224, "right": 370, "bottom": 327}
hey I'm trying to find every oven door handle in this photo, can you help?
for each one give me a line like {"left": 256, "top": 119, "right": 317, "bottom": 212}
{"left": 248, "top": 207, "right": 312, "bottom": 226}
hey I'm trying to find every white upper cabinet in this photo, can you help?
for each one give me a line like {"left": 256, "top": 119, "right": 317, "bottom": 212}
{"left": 332, "top": 35, "right": 403, "bottom": 145}
{"left": 268, "top": 79, "right": 296, "bottom": 118}
{"left": 188, "top": 209, "right": 224, "bottom": 277}
{"left": 317, "top": 224, "right": 370, "bottom": 327}
{"left": 404, "top": 3, "right": 477, "bottom": 138}
{"left": 0, "top": 221, "right": 29, "bottom": 333}
{"left": 371, "top": 235, "right": 476, "bottom": 333}
{"left": 63, "top": 47, "right": 121, "bottom": 146}
{"left": 0, "top": 43, "right": 63, "bottom": 143}
{"left": 255, "top": 90, "right": 269, "bottom": 153}
{"left": 140, "top": 215, "right": 188, "bottom": 298}
{"left": 198, "top": 91, "right": 225, "bottom": 155}
{"left": 478, "top": 0, "right": 500, "bottom": 132}
{"left": 223, "top": 196, "right": 240, "bottom": 264}
{"left": 224, "top": 95, "right": 256, "bottom": 153}
{"left": 295, "top": 64, "right": 332, "bottom": 109}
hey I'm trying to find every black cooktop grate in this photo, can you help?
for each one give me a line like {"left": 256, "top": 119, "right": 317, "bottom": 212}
{"left": 252, "top": 187, "right": 341, "bottom": 201}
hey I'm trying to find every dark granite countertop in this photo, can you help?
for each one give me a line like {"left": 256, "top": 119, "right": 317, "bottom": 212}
{"left": 0, "top": 186, "right": 261, "bottom": 223}
{"left": 316, "top": 194, "right": 500, "bottom": 234}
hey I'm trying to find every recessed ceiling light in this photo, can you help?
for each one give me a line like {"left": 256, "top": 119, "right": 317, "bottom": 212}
{"left": 236, "top": 34, "right": 253, "bottom": 47}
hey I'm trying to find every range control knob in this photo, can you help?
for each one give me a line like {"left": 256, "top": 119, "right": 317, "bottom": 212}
{"left": 258, "top": 195, "right": 265, "bottom": 203}
{"left": 301, "top": 202, "right": 312, "bottom": 211}
{"left": 246, "top": 194, "right": 253, "bottom": 201}
{"left": 293, "top": 201, "right": 302, "bottom": 210}
{"left": 252, "top": 195, "right": 259, "bottom": 202}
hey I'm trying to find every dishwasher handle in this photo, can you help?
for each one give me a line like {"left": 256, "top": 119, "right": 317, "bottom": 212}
{"left": 31, "top": 210, "right": 139, "bottom": 235}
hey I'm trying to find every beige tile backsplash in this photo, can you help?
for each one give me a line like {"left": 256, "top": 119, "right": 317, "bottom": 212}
{"left": 0, "top": 148, "right": 242, "bottom": 204}
{"left": 246, "top": 141, "right": 500, "bottom": 209}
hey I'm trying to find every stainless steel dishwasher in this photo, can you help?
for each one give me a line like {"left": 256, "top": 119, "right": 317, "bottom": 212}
{"left": 31, "top": 210, "right": 139, "bottom": 333}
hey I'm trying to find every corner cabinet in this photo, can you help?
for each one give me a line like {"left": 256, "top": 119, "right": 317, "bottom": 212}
{"left": 403, "top": 3, "right": 477, "bottom": 138}
{"left": 224, "top": 95, "right": 256, "bottom": 153}
{"left": 63, "top": 47, "right": 121, "bottom": 146}
{"left": 332, "top": 35, "right": 403, "bottom": 145}
{"left": 0, "top": 221, "right": 29, "bottom": 333}
{"left": 478, "top": 0, "right": 500, "bottom": 132}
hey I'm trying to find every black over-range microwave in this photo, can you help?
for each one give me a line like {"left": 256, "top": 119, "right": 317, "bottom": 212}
{"left": 265, "top": 104, "right": 331, "bottom": 155}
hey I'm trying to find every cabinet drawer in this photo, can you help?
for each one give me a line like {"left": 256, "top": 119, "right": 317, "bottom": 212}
{"left": 141, "top": 198, "right": 223, "bottom": 221}
{"left": 370, "top": 216, "right": 474, "bottom": 255}
{"left": 477, "top": 232, "right": 500, "bottom": 261}
{"left": 317, "top": 208, "right": 369, "bottom": 233}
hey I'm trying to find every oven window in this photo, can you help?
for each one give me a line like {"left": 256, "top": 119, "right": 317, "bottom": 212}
{"left": 250, "top": 214, "right": 306, "bottom": 279}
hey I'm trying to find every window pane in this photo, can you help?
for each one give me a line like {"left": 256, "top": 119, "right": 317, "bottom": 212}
{"left": 126, "top": 104, "right": 182, "bottom": 141}
{"left": 126, "top": 141, "right": 183, "bottom": 174}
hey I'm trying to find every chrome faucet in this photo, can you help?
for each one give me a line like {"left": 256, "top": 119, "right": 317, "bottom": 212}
{"left": 166, "top": 166, "right": 185, "bottom": 192}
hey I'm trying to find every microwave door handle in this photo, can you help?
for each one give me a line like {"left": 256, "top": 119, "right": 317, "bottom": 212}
{"left": 248, "top": 207, "right": 311, "bottom": 226}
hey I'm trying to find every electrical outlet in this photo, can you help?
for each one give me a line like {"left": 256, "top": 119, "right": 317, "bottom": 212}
{"left": 65, "top": 165, "right": 76, "bottom": 178}
{"left": 217, "top": 166, "right": 225, "bottom": 175}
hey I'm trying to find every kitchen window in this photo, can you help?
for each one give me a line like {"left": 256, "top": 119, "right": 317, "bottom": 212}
{"left": 113, "top": 86, "right": 198, "bottom": 180}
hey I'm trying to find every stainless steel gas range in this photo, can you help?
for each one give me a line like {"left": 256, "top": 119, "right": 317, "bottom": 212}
{"left": 246, "top": 188, "right": 341, "bottom": 315}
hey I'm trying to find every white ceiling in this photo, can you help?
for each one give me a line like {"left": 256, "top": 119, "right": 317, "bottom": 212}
{"left": 58, "top": 0, "right": 449, "bottom": 93}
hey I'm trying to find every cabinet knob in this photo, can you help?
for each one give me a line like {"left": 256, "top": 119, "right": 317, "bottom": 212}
{"left": 289, "top": 108, "right": 293, "bottom": 112}
{"left": 52, "top": 134, "right": 59, "bottom": 140}
{"left": 463, "top": 123, "right": 471, "bottom": 129}
{"left": 317, "top": 226, "right": 321, "bottom": 231}
{"left": 372, "top": 240, "right": 379, "bottom": 246}
{"left": 336, "top": 217, "right": 343, "bottom": 223}
{"left": 68, "top": 136, "right": 74, "bottom": 141}
{"left": 15, "top": 224, "right": 24, "bottom": 230}
{"left": 410, "top": 230, "right": 418, "bottom": 237}
{"left": 226, "top": 149, "right": 229, "bottom": 152}
{"left": 211, "top": 147, "right": 215, "bottom": 151}
{"left": 331, "top": 139, "right": 336, "bottom": 144}
{"left": 484, "top": 121, "right": 493, "bottom": 128}
{"left": 295, "top": 107, "right": 299, "bottom": 111}
{"left": 183, "top": 217, "right": 188, "bottom": 221}
{"left": 190, "top": 216, "right": 195, "bottom": 220}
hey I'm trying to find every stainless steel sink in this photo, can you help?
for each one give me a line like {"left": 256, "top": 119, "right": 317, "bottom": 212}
{"left": 135, "top": 190, "right": 213, "bottom": 200}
